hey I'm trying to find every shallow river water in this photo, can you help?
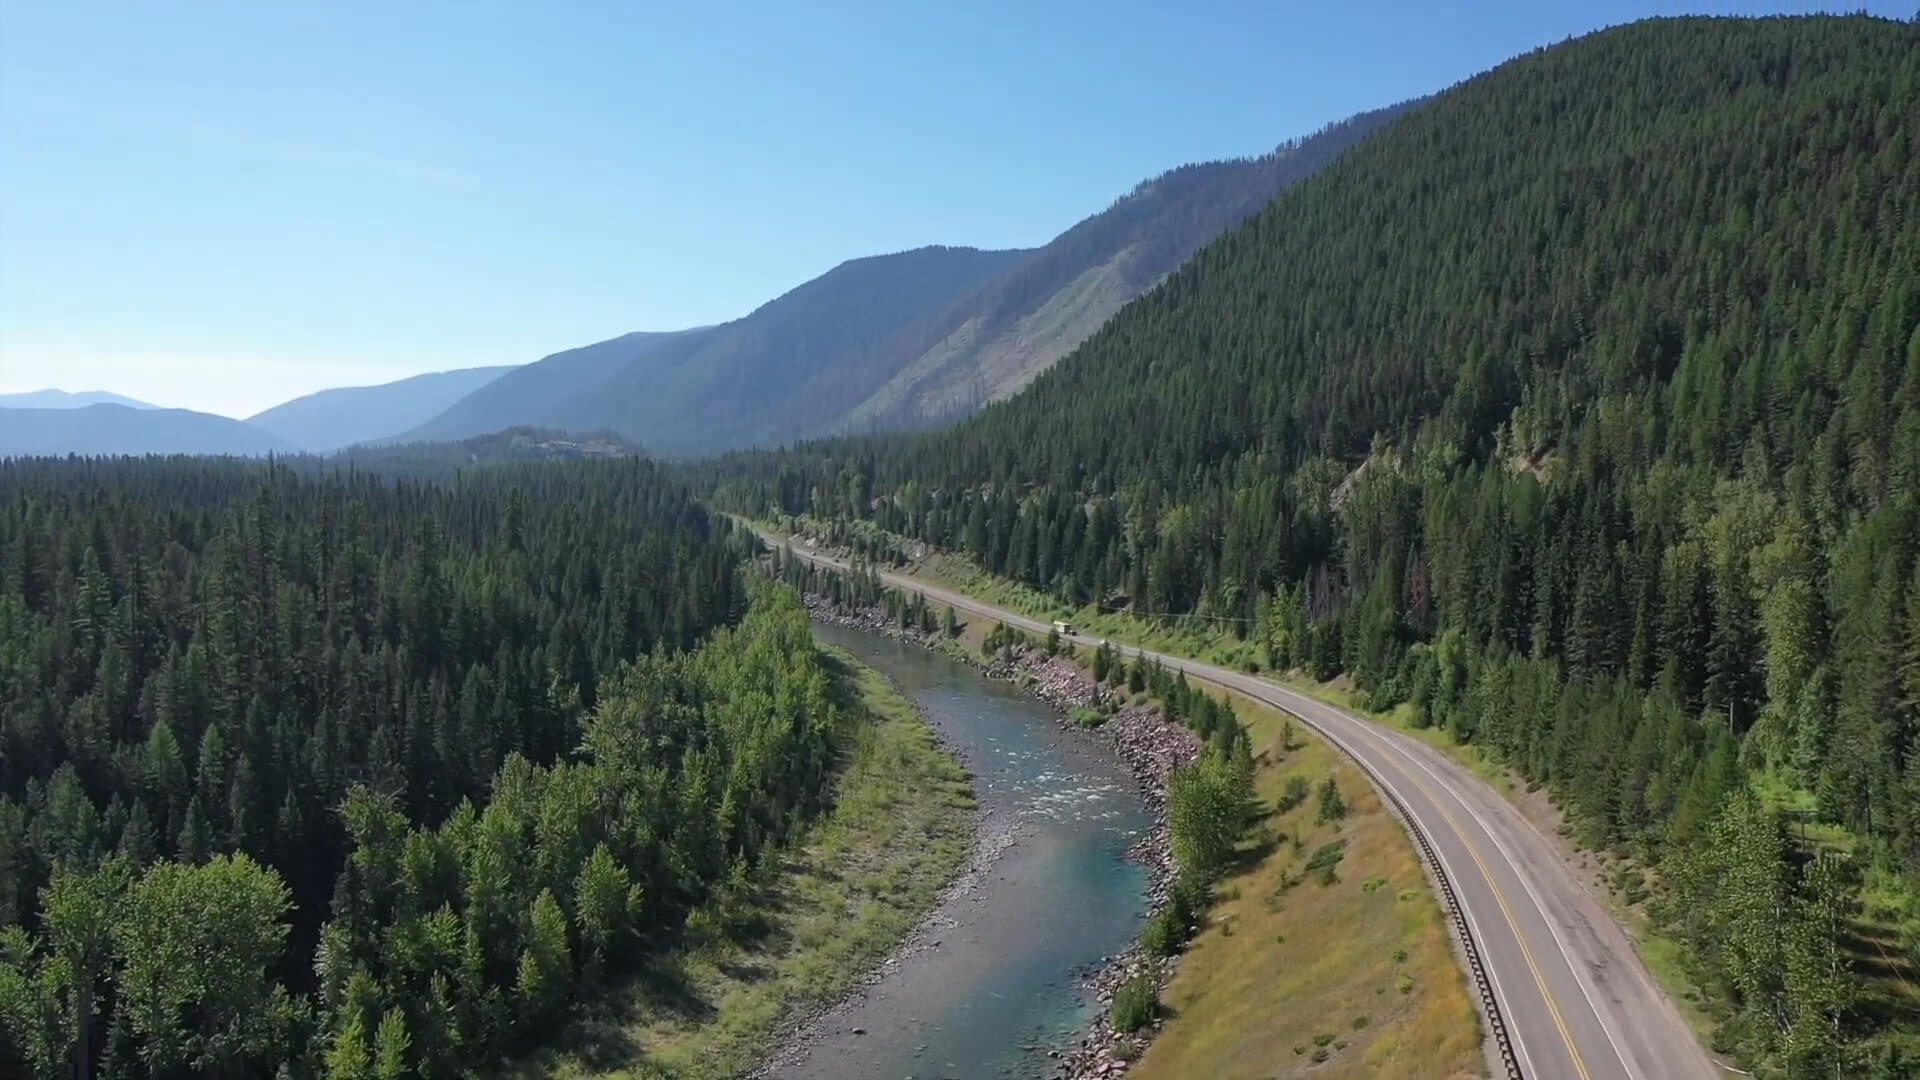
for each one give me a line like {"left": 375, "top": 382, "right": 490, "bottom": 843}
{"left": 773, "top": 622, "right": 1153, "bottom": 1079}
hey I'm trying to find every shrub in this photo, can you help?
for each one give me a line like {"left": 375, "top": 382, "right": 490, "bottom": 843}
{"left": 1110, "top": 973, "right": 1160, "bottom": 1033}
{"left": 1071, "top": 707, "right": 1107, "bottom": 729}
{"left": 1304, "top": 840, "right": 1347, "bottom": 885}
{"left": 1140, "top": 909, "right": 1188, "bottom": 957}
{"left": 1166, "top": 870, "right": 1211, "bottom": 928}
{"left": 1277, "top": 774, "right": 1312, "bottom": 813}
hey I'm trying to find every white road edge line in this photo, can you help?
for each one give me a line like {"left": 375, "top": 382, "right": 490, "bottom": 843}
{"left": 1086, "top": 637, "right": 1542, "bottom": 1078}
{"left": 1254, "top": 678, "right": 1542, "bottom": 1079}
{"left": 1326, "top": 708, "right": 1641, "bottom": 1080}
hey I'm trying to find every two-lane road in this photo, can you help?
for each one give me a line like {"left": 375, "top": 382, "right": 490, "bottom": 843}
{"left": 768, "top": 534, "right": 1717, "bottom": 1079}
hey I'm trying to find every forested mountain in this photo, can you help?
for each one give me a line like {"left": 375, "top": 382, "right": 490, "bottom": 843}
{"left": 0, "top": 403, "right": 293, "bottom": 458}
{"left": 836, "top": 102, "right": 1417, "bottom": 434}
{"left": 399, "top": 330, "right": 707, "bottom": 443}
{"left": 247, "top": 365, "right": 518, "bottom": 452}
{"left": 408, "top": 247, "right": 1029, "bottom": 454}
{"left": 403, "top": 111, "right": 1399, "bottom": 457}
{"left": 0, "top": 391, "right": 155, "bottom": 411}
{"left": 333, "top": 426, "right": 640, "bottom": 480}
{"left": 0, "top": 456, "right": 855, "bottom": 1078}
{"left": 704, "top": 15, "right": 1920, "bottom": 1072}
{"left": 553, "top": 245, "right": 1029, "bottom": 452}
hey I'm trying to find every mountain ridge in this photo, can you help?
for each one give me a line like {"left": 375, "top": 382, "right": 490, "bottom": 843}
{"left": 399, "top": 329, "right": 710, "bottom": 444}
{"left": 0, "top": 389, "right": 158, "bottom": 411}
{"left": 0, "top": 403, "right": 296, "bottom": 458}
{"left": 247, "top": 365, "right": 519, "bottom": 452}
{"left": 406, "top": 108, "right": 1410, "bottom": 455}
{"left": 835, "top": 101, "right": 1420, "bottom": 434}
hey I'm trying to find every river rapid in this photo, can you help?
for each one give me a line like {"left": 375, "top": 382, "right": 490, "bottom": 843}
{"left": 766, "top": 621, "right": 1154, "bottom": 1080}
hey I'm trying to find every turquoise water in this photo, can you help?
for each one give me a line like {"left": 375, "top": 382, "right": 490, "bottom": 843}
{"left": 775, "top": 623, "right": 1153, "bottom": 1079}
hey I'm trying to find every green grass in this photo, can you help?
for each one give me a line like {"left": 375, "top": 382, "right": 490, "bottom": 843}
{"left": 500, "top": 649, "right": 975, "bottom": 1080}
{"left": 1134, "top": 685, "right": 1481, "bottom": 1079}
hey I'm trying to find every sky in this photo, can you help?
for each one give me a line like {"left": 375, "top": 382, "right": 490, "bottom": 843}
{"left": 2, "top": 1, "right": 1912, "bottom": 418}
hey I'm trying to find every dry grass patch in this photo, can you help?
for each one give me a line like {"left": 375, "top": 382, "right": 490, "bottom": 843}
{"left": 1133, "top": 691, "right": 1482, "bottom": 1080}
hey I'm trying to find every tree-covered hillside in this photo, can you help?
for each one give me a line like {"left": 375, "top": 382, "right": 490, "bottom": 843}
{"left": 246, "top": 366, "right": 518, "bottom": 453}
{"left": 402, "top": 109, "right": 1404, "bottom": 458}
{"left": 837, "top": 101, "right": 1418, "bottom": 433}
{"left": 0, "top": 457, "right": 851, "bottom": 1077}
{"left": 401, "top": 330, "right": 707, "bottom": 444}
{"left": 0, "top": 404, "right": 296, "bottom": 458}
{"left": 555, "top": 245, "right": 1030, "bottom": 453}
{"left": 705, "top": 15, "right": 1920, "bottom": 1072}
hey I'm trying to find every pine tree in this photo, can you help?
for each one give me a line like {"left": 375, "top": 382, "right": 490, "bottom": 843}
{"left": 1315, "top": 776, "right": 1347, "bottom": 824}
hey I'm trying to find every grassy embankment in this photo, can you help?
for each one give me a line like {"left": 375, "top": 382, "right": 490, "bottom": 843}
{"left": 1131, "top": 681, "right": 1482, "bottom": 1078}
{"left": 503, "top": 648, "right": 974, "bottom": 1080}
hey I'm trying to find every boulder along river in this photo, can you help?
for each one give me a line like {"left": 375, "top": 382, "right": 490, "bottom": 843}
{"left": 767, "top": 620, "right": 1155, "bottom": 1079}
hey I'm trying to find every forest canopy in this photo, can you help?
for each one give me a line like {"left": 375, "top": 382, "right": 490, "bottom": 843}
{"left": 0, "top": 457, "right": 848, "bottom": 1078}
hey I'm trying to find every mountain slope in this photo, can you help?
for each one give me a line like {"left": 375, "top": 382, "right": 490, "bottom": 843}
{"left": 837, "top": 102, "right": 1417, "bottom": 433}
{"left": 553, "top": 245, "right": 1030, "bottom": 453}
{"left": 0, "top": 403, "right": 295, "bottom": 457}
{"left": 0, "top": 389, "right": 157, "bottom": 410}
{"left": 423, "top": 110, "right": 1400, "bottom": 457}
{"left": 402, "top": 330, "right": 710, "bottom": 443}
{"left": 709, "top": 16, "right": 1920, "bottom": 1070}
{"left": 247, "top": 365, "right": 517, "bottom": 451}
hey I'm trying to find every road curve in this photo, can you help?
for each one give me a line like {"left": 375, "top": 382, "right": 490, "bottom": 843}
{"left": 767, "top": 535, "right": 1717, "bottom": 1080}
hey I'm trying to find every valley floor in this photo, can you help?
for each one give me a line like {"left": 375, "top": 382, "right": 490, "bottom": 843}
{"left": 497, "top": 650, "right": 976, "bottom": 1080}
{"left": 750, "top": 515, "right": 1733, "bottom": 1076}
{"left": 812, "top": 546, "right": 1484, "bottom": 1078}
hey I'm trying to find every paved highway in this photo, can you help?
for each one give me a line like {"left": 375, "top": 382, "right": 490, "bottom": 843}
{"left": 768, "top": 534, "right": 1719, "bottom": 1080}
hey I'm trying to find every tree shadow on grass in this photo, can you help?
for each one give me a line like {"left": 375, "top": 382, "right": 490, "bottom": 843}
{"left": 494, "top": 956, "right": 715, "bottom": 1077}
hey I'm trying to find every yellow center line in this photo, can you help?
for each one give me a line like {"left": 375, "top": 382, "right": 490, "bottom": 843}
{"left": 1341, "top": 725, "right": 1593, "bottom": 1080}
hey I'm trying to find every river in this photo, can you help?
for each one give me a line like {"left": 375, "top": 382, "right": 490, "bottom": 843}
{"left": 772, "top": 622, "right": 1154, "bottom": 1079}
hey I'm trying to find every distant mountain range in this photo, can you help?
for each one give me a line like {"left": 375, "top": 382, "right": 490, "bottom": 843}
{"left": 0, "top": 404, "right": 294, "bottom": 458}
{"left": 4, "top": 101, "right": 1415, "bottom": 459}
{"left": 399, "top": 331, "right": 700, "bottom": 445}
{"left": 0, "top": 365, "right": 518, "bottom": 459}
{"left": 0, "top": 389, "right": 157, "bottom": 410}
{"left": 246, "top": 365, "right": 516, "bottom": 452}
{"left": 398, "top": 102, "right": 1415, "bottom": 456}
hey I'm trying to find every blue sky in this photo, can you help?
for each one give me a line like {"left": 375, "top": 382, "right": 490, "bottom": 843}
{"left": 1, "top": 1, "right": 1910, "bottom": 417}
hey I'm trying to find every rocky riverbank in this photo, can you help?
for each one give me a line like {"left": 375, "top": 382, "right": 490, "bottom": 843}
{"left": 798, "top": 594, "right": 1201, "bottom": 1078}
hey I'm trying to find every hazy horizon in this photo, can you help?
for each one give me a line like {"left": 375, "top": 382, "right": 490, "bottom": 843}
{"left": 5, "top": 0, "right": 1909, "bottom": 417}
